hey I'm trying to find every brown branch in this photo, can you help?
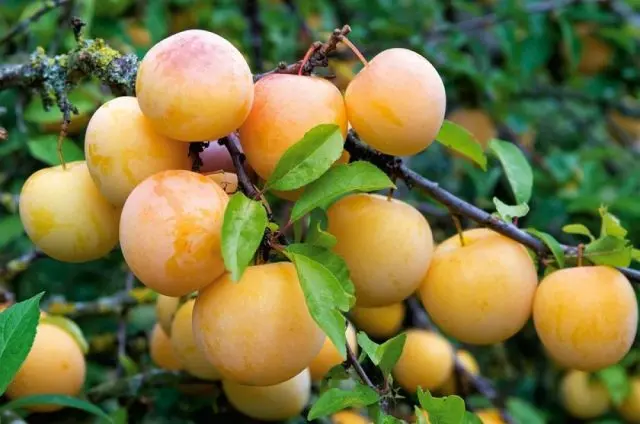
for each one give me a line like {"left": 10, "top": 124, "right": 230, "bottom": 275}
{"left": 345, "top": 342, "right": 377, "bottom": 391}
{"left": 0, "top": 0, "right": 71, "bottom": 46}
{"left": 0, "top": 249, "right": 44, "bottom": 284}
{"left": 219, "top": 133, "right": 261, "bottom": 200}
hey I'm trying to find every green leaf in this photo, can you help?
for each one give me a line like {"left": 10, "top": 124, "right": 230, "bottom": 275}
{"left": 293, "top": 219, "right": 304, "bottom": 243}
{"left": 285, "top": 245, "right": 355, "bottom": 359}
{"left": 562, "top": 224, "right": 595, "bottom": 241}
{"left": 265, "top": 124, "right": 344, "bottom": 191}
{"left": 221, "top": 192, "right": 268, "bottom": 281}
{"left": 319, "top": 364, "right": 350, "bottom": 392}
{"left": 595, "top": 364, "right": 630, "bottom": 406}
{"left": 307, "top": 384, "right": 379, "bottom": 420}
{"left": 632, "top": 249, "right": 640, "bottom": 263}
{"left": 584, "top": 236, "right": 633, "bottom": 267}
{"left": 0, "top": 292, "right": 44, "bottom": 396}
{"left": 559, "top": 16, "right": 580, "bottom": 72}
{"left": 0, "top": 394, "right": 112, "bottom": 422}
{"left": 525, "top": 229, "right": 566, "bottom": 268}
{"left": 290, "top": 161, "right": 395, "bottom": 222}
{"left": 27, "top": 135, "right": 84, "bottom": 166}
{"left": 463, "top": 411, "right": 483, "bottom": 424}
{"left": 436, "top": 120, "right": 488, "bottom": 170}
{"left": 39, "top": 315, "right": 89, "bottom": 354}
{"left": 0, "top": 215, "right": 24, "bottom": 248}
{"left": 356, "top": 331, "right": 406, "bottom": 377}
{"left": 599, "top": 206, "right": 628, "bottom": 239}
{"left": 24, "top": 89, "right": 97, "bottom": 126}
{"left": 493, "top": 197, "right": 529, "bottom": 222}
{"left": 117, "top": 354, "right": 139, "bottom": 377}
{"left": 506, "top": 398, "right": 546, "bottom": 424}
{"left": 488, "top": 139, "right": 533, "bottom": 204}
{"left": 416, "top": 388, "right": 466, "bottom": 424}
{"left": 306, "top": 221, "right": 337, "bottom": 249}
{"left": 414, "top": 406, "right": 429, "bottom": 424}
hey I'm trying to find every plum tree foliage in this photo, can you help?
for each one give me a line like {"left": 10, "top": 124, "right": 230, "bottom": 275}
{"left": 0, "top": 1, "right": 639, "bottom": 424}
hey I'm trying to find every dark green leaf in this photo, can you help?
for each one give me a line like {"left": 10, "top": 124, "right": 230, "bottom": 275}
{"left": 265, "top": 124, "right": 344, "bottom": 191}
{"left": 0, "top": 292, "right": 44, "bottom": 396}
{"left": 0, "top": 215, "right": 23, "bottom": 248}
{"left": 221, "top": 192, "right": 268, "bottom": 281}
{"left": 285, "top": 246, "right": 353, "bottom": 359}
{"left": 525, "top": 229, "right": 566, "bottom": 268}
{"left": 595, "top": 364, "right": 630, "bottom": 406}
{"left": 559, "top": 16, "right": 580, "bottom": 72}
{"left": 599, "top": 206, "right": 628, "bottom": 239}
{"left": 436, "top": 120, "right": 488, "bottom": 170}
{"left": 493, "top": 197, "right": 529, "bottom": 222}
{"left": 562, "top": 224, "right": 595, "bottom": 241}
{"left": 506, "top": 397, "right": 546, "bottom": 424}
{"left": 307, "top": 384, "right": 379, "bottom": 420}
{"left": 293, "top": 219, "right": 304, "bottom": 243}
{"left": 290, "top": 161, "right": 395, "bottom": 222}
{"left": 0, "top": 394, "right": 112, "bottom": 422}
{"left": 488, "top": 139, "right": 533, "bottom": 204}
{"left": 584, "top": 236, "right": 633, "bottom": 267}
{"left": 27, "top": 135, "right": 84, "bottom": 166}
{"left": 319, "top": 364, "right": 350, "bottom": 392}
{"left": 356, "top": 331, "right": 406, "bottom": 377}
{"left": 416, "top": 388, "right": 466, "bottom": 424}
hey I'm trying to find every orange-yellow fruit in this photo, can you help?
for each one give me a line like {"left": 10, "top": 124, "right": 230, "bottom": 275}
{"left": 149, "top": 323, "right": 182, "bottom": 371}
{"left": 560, "top": 370, "right": 610, "bottom": 419}
{"left": 332, "top": 410, "right": 371, "bottom": 424}
{"left": 327, "top": 193, "right": 434, "bottom": 307}
{"left": 6, "top": 323, "right": 86, "bottom": 412}
{"left": 136, "top": 29, "right": 254, "bottom": 141}
{"left": 85, "top": 96, "right": 191, "bottom": 207}
{"left": 533, "top": 266, "right": 637, "bottom": 371}
{"left": 155, "top": 294, "right": 181, "bottom": 336}
{"left": 438, "top": 350, "right": 480, "bottom": 395}
{"left": 475, "top": 409, "right": 506, "bottom": 424}
{"left": 419, "top": 228, "right": 538, "bottom": 345}
{"left": 392, "top": 329, "right": 454, "bottom": 393}
{"left": 193, "top": 263, "right": 325, "bottom": 386}
{"left": 19, "top": 161, "right": 120, "bottom": 263}
{"left": 446, "top": 109, "right": 496, "bottom": 149}
{"left": 205, "top": 171, "right": 238, "bottom": 194}
{"left": 125, "top": 19, "right": 152, "bottom": 47}
{"left": 344, "top": 48, "right": 446, "bottom": 156}
{"left": 574, "top": 23, "right": 613, "bottom": 75}
{"left": 222, "top": 368, "right": 311, "bottom": 421}
{"left": 309, "top": 323, "right": 357, "bottom": 381}
{"left": 618, "top": 377, "right": 640, "bottom": 422}
{"left": 119, "top": 170, "right": 229, "bottom": 297}
{"left": 170, "top": 299, "right": 220, "bottom": 380}
{"left": 238, "top": 74, "right": 347, "bottom": 197}
{"left": 349, "top": 303, "right": 405, "bottom": 339}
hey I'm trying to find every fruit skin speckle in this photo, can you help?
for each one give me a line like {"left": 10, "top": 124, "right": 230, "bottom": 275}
{"left": 119, "top": 169, "right": 229, "bottom": 297}
{"left": 19, "top": 161, "right": 120, "bottom": 263}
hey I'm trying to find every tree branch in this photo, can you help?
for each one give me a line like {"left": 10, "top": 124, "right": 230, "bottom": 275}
{"left": 0, "top": 0, "right": 71, "bottom": 46}
{"left": 219, "top": 133, "right": 261, "bottom": 200}
{"left": 0, "top": 249, "right": 44, "bottom": 284}
{"left": 44, "top": 287, "right": 156, "bottom": 317}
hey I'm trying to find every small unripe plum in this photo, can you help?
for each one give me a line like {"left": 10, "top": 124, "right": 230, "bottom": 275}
{"left": 136, "top": 29, "right": 254, "bottom": 141}
{"left": 238, "top": 74, "right": 348, "bottom": 198}
{"left": 193, "top": 263, "right": 325, "bottom": 386}
{"left": 349, "top": 303, "right": 405, "bottom": 339}
{"left": 475, "top": 409, "right": 506, "bottom": 424}
{"left": 344, "top": 48, "right": 446, "bottom": 156}
{"left": 222, "top": 368, "right": 311, "bottom": 421}
{"left": 19, "top": 161, "right": 120, "bottom": 263}
{"left": 560, "top": 370, "right": 610, "bottom": 419}
{"left": 618, "top": 377, "right": 640, "bottom": 422}
{"left": 438, "top": 350, "right": 480, "bottom": 395}
{"left": 446, "top": 108, "right": 496, "bottom": 149}
{"left": 309, "top": 323, "right": 357, "bottom": 382}
{"left": 204, "top": 171, "right": 238, "bottom": 194}
{"left": 392, "top": 329, "right": 454, "bottom": 393}
{"left": 419, "top": 228, "right": 537, "bottom": 345}
{"left": 119, "top": 170, "right": 229, "bottom": 297}
{"left": 170, "top": 299, "right": 221, "bottom": 380}
{"left": 533, "top": 266, "right": 638, "bottom": 371}
{"left": 149, "top": 323, "right": 182, "bottom": 371}
{"left": 327, "top": 193, "right": 434, "bottom": 307}
{"left": 85, "top": 96, "right": 190, "bottom": 207}
{"left": 332, "top": 410, "right": 372, "bottom": 424}
{"left": 6, "top": 323, "right": 86, "bottom": 412}
{"left": 155, "top": 294, "right": 181, "bottom": 336}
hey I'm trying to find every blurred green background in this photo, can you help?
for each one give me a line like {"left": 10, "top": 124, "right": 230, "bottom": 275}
{"left": 0, "top": 0, "right": 639, "bottom": 423}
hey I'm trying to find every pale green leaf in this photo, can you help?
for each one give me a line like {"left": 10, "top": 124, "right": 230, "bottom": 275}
{"left": 416, "top": 388, "right": 466, "bottom": 424}
{"left": 584, "top": 236, "right": 633, "bottom": 267}
{"left": 488, "top": 139, "right": 533, "bottom": 204}
{"left": 436, "top": 120, "right": 487, "bottom": 170}
{"left": 493, "top": 197, "right": 529, "bottom": 222}
{"left": 562, "top": 224, "right": 595, "bottom": 241}
{"left": 307, "top": 384, "right": 379, "bottom": 420}
{"left": 599, "top": 206, "right": 628, "bottom": 239}
{"left": 525, "top": 229, "right": 566, "bottom": 268}
{"left": 27, "top": 135, "right": 84, "bottom": 166}
{"left": 595, "top": 364, "right": 631, "bottom": 406}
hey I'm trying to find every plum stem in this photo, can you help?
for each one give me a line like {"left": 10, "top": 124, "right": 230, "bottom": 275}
{"left": 298, "top": 42, "right": 321, "bottom": 76}
{"left": 57, "top": 124, "right": 68, "bottom": 170}
{"left": 339, "top": 35, "right": 369, "bottom": 67}
{"left": 451, "top": 214, "right": 466, "bottom": 246}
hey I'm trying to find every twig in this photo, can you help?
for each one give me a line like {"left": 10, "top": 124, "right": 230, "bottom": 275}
{"left": 405, "top": 297, "right": 511, "bottom": 423}
{"left": 0, "top": 0, "right": 71, "bottom": 46}
{"left": 116, "top": 272, "right": 136, "bottom": 377}
{"left": 345, "top": 342, "right": 377, "bottom": 391}
{"left": 0, "top": 193, "right": 19, "bottom": 213}
{"left": 219, "top": 134, "right": 260, "bottom": 200}
{"left": 0, "top": 249, "right": 44, "bottom": 284}
{"left": 344, "top": 131, "right": 640, "bottom": 283}
{"left": 44, "top": 287, "right": 156, "bottom": 317}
